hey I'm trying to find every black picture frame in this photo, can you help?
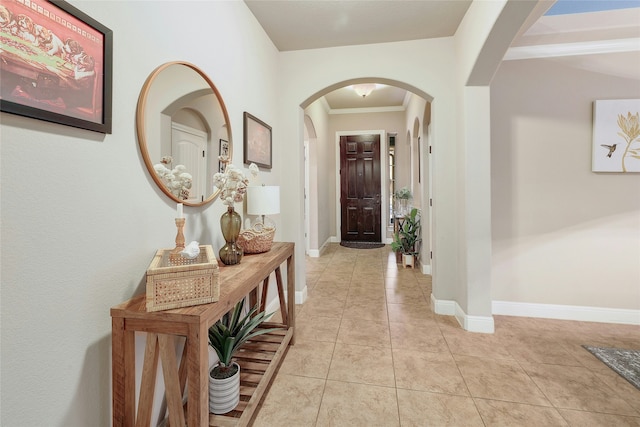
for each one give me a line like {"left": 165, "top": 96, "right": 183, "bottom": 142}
{"left": 243, "top": 111, "right": 272, "bottom": 169}
{"left": 0, "top": 0, "right": 113, "bottom": 133}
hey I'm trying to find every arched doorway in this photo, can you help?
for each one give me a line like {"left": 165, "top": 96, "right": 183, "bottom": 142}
{"left": 304, "top": 114, "right": 318, "bottom": 256}
{"left": 301, "top": 78, "right": 433, "bottom": 269}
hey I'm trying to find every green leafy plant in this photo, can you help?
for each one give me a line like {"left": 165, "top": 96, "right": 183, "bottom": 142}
{"left": 390, "top": 208, "right": 421, "bottom": 255}
{"left": 208, "top": 299, "right": 280, "bottom": 379}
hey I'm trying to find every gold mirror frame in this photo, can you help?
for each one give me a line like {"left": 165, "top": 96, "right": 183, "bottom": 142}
{"left": 136, "top": 61, "right": 232, "bottom": 206}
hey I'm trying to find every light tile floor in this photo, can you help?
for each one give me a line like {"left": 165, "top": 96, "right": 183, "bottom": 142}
{"left": 253, "top": 243, "right": 640, "bottom": 426}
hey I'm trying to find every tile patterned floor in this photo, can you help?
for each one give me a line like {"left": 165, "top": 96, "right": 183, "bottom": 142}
{"left": 253, "top": 243, "right": 640, "bottom": 426}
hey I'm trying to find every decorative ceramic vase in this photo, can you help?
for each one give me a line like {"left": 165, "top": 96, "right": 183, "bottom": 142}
{"left": 209, "top": 362, "right": 240, "bottom": 414}
{"left": 219, "top": 206, "right": 243, "bottom": 265}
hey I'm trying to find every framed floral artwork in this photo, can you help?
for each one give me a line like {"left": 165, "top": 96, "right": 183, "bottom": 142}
{"left": 0, "top": 0, "right": 112, "bottom": 133}
{"left": 243, "top": 111, "right": 271, "bottom": 169}
{"left": 592, "top": 99, "right": 640, "bottom": 173}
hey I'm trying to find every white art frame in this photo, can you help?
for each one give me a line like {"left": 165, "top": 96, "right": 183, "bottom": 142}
{"left": 592, "top": 99, "right": 640, "bottom": 173}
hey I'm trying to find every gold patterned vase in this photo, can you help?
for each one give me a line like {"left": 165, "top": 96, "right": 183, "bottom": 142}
{"left": 219, "top": 206, "right": 243, "bottom": 265}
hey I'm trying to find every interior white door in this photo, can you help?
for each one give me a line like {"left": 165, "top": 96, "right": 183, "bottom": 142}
{"left": 171, "top": 123, "right": 207, "bottom": 204}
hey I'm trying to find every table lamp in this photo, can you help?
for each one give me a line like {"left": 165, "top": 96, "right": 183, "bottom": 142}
{"left": 247, "top": 185, "right": 280, "bottom": 228}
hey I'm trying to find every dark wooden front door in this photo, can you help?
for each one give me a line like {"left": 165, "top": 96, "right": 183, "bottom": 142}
{"left": 340, "top": 134, "right": 381, "bottom": 242}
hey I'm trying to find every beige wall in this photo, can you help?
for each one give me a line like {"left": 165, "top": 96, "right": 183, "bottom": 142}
{"left": 404, "top": 95, "right": 430, "bottom": 266}
{"left": 304, "top": 100, "right": 331, "bottom": 251}
{"left": 0, "top": 1, "right": 280, "bottom": 425}
{"left": 491, "top": 57, "right": 640, "bottom": 312}
{"left": 278, "top": 37, "right": 460, "bottom": 306}
{"left": 5, "top": 1, "right": 635, "bottom": 425}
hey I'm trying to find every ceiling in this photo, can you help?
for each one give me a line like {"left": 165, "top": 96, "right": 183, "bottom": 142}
{"left": 244, "top": 1, "right": 472, "bottom": 51}
{"left": 244, "top": 1, "right": 640, "bottom": 111}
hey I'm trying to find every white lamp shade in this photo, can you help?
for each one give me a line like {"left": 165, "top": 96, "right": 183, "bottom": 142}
{"left": 247, "top": 186, "right": 280, "bottom": 216}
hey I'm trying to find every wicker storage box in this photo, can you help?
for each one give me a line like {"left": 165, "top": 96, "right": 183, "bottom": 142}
{"left": 237, "top": 224, "right": 275, "bottom": 254}
{"left": 145, "top": 245, "right": 219, "bottom": 312}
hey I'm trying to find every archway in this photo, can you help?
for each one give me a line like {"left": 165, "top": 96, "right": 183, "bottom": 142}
{"left": 304, "top": 114, "right": 318, "bottom": 256}
{"left": 301, "top": 78, "right": 433, "bottom": 264}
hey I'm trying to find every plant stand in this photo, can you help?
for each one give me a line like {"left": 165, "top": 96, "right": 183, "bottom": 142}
{"left": 402, "top": 253, "right": 415, "bottom": 269}
{"left": 393, "top": 215, "right": 405, "bottom": 263}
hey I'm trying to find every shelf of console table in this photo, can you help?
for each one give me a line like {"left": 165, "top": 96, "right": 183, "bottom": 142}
{"left": 111, "top": 242, "right": 295, "bottom": 427}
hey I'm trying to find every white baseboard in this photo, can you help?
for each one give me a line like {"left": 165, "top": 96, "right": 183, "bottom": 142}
{"left": 430, "top": 294, "right": 495, "bottom": 333}
{"left": 430, "top": 296, "right": 640, "bottom": 330}
{"left": 431, "top": 293, "right": 456, "bottom": 315}
{"left": 296, "top": 286, "right": 308, "bottom": 305}
{"left": 421, "top": 263, "right": 431, "bottom": 275}
{"left": 492, "top": 300, "right": 640, "bottom": 325}
{"left": 264, "top": 286, "right": 307, "bottom": 313}
{"left": 308, "top": 237, "right": 332, "bottom": 258}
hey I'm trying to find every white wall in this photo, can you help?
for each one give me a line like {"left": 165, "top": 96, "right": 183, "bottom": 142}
{"left": 445, "top": 0, "right": 537, "bottom": 331}
{"left": 0, "top": 1, "right": 280, "bottom": 425}
{"left": 404, "top": 94, "right": 429, "bottom": 266}
{"left": 278, "top": 38, "right": 460, "bottom": 308}
{"left": 277, "top": 1, "right": 528, "bottom": 333}
{"left": 304, "top": 100, "right": 331, "bottom": 251}
{"left": 491, "top": 57, "right": 640, "bottom": 316}
{"left": 7, "top": 1, "right": 634, "bottom": 424}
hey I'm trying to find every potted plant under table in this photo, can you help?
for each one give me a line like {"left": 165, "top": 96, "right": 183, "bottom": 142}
{"left": 208, "top": 299, "right": 280, "bottom": 414}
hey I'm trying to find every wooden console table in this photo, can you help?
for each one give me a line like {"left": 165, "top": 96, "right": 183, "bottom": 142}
{"left": 111, "top": 242, "right": 295, "bottom": 427}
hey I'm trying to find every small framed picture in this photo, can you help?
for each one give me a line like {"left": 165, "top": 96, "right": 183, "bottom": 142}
{"left": 218, "top": 138, "right": 229, "bottom": 172}
{"left": 243, "top": 111, "right": 272, "bottom": 169}
{"left": 0, "top": 0, "right": 113, "bottom": 133}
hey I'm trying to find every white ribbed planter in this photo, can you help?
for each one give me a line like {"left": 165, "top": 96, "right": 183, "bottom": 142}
{"left": 209, "top": 363, "right": 240, "bottom": 414}
{"left": 402, "top": 253, "right": 414, "bottom": 268}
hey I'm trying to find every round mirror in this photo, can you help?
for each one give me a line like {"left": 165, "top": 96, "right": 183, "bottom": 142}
{"left": 136, "top": 61, "right": 232, "bottom": 206}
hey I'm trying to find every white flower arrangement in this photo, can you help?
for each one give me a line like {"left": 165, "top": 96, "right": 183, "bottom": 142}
{"left": 153, "top": 156, "right": 193, "bottom": 200}
{"left": 213, "top": 156, "right": 259, "bottom": 206}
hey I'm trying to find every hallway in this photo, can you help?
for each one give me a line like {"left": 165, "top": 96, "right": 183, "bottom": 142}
{"left": 253, "top": 243, "right": 640, "bottom": 426}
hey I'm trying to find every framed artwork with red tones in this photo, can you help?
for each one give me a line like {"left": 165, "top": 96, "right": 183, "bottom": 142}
{"left": 0, "top": 0, "right": 112, "bottom": 133}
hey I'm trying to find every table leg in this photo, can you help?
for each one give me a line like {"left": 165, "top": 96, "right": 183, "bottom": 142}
{"left": 186, "top": 321, "right": 209, "bottom": 427}
{"left": 287, "top": 252, "right": 296, "bottom": 345}
{"left": 260, "top": 277, "right": 270, "bottom": 313}
{"left": 274, "top": 267, "right": 288, "bottom": 325}
{"left": 158, "top": 334, "right": 186, "bottom": 427}
{"left": 137, "top": 334, "right": 159, "bottom": 426}
{"left": 249, "top": 287, "right": 258, "bottom": 311}
{"left": 112, "top": 317, "right": 135, "bottom": 427}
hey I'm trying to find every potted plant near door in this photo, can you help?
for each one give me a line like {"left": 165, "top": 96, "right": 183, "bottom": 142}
{"left": 208, "top": 299, "right": 280, "bottom": 414}
{"left": 391, "top": 208, "right": 421, "bottom": 268}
